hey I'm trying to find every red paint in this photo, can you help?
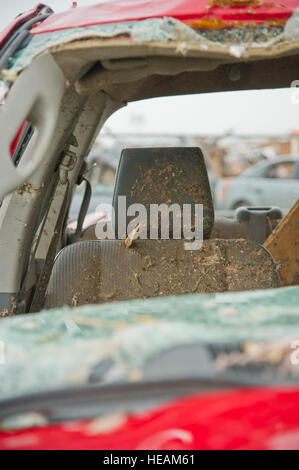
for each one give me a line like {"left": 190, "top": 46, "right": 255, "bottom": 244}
{"left": 10, "top": 121, "right": 28, "bottom": 158}
{"left": 1, "top": 387, "right": 299, "bottom": 450}
{"left": 31, "top": 0, "right": 297, "bottom": 35}
{"left": 0, "top": 4, "right": 49, "bottom": 49}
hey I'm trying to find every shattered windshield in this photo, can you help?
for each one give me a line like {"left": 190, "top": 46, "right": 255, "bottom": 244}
{"left": 0, "top": 287, "right": 299, "bottom": 404}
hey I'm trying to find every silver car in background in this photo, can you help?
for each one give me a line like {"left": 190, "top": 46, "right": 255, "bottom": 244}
{"left": 215, "top": 157, "right": 299, "bottom": 211}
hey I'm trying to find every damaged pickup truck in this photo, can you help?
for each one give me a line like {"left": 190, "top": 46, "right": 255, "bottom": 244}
{"left": 0, "top": 0, "right": 298, "bottom": 450}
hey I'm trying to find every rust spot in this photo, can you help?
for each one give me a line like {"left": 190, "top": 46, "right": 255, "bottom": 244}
{"left": 186, "top": 16, "right": 286, "bottom": 30}
{"left": 207, "top": 0, "right": 287, "bottom": 8}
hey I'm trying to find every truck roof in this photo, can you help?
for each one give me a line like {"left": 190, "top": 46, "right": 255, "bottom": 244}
{"left": 31, "top": 0, "right": 298, "bottom": 35}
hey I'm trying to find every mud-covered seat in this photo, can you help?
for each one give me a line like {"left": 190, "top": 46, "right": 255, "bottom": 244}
{"left": 44, "top": 148, "right": 279, "bottom": 309}
{"left": 44, "top": 238, "right": 278, "bottom": 309}
{"left": 112, "top": 147, "right": 214, "bottom": 239}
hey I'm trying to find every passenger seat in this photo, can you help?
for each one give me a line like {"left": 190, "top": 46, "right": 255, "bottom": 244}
{"left": 44, "top": 148, "right": 279, "bottom": 309}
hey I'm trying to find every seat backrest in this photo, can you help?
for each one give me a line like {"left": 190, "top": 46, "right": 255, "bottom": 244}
{"left": 44, "top": 239, "right": 279, "bottom": 309}
{"left": 113, "top": 147, "right": 214, "bottom": 240}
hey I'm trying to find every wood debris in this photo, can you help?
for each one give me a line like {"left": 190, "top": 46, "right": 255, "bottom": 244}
{"left": 124, "top": 223, "right": 141, "bottom": 248}
{"left": 264, "top": 199, "right": 299, "bottom": 286}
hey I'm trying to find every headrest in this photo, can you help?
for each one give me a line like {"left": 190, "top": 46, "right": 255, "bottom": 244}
{"left": 112, "top": 147, "right": 214, "bottom": 239}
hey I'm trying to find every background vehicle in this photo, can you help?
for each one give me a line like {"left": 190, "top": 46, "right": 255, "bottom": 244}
{"left": 215, "top": 157, "right": 299, "bottom": 211}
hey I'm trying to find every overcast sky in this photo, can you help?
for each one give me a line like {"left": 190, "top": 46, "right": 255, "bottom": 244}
{"left": 1, "top": 1, "right": 298, "bottom": 135}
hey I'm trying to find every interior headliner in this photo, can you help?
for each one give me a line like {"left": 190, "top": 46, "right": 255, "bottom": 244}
{"left": 51, "top": 38, "right": 299, "bottom": 103}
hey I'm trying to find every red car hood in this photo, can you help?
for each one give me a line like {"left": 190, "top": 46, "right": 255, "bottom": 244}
{"left": 32, "top": 0, "right": 298, "bottom": 34}
{"left": 1, "top": 386, "right": 299, "bottom": 450}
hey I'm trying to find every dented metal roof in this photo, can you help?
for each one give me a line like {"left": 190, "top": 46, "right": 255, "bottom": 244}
{"left": 31, "top": 0, "right": 298, "bottom": 34}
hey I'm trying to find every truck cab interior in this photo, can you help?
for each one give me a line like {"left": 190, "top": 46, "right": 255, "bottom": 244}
{"left": 0, "top": 25, "right": 298, "bottom": 315}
